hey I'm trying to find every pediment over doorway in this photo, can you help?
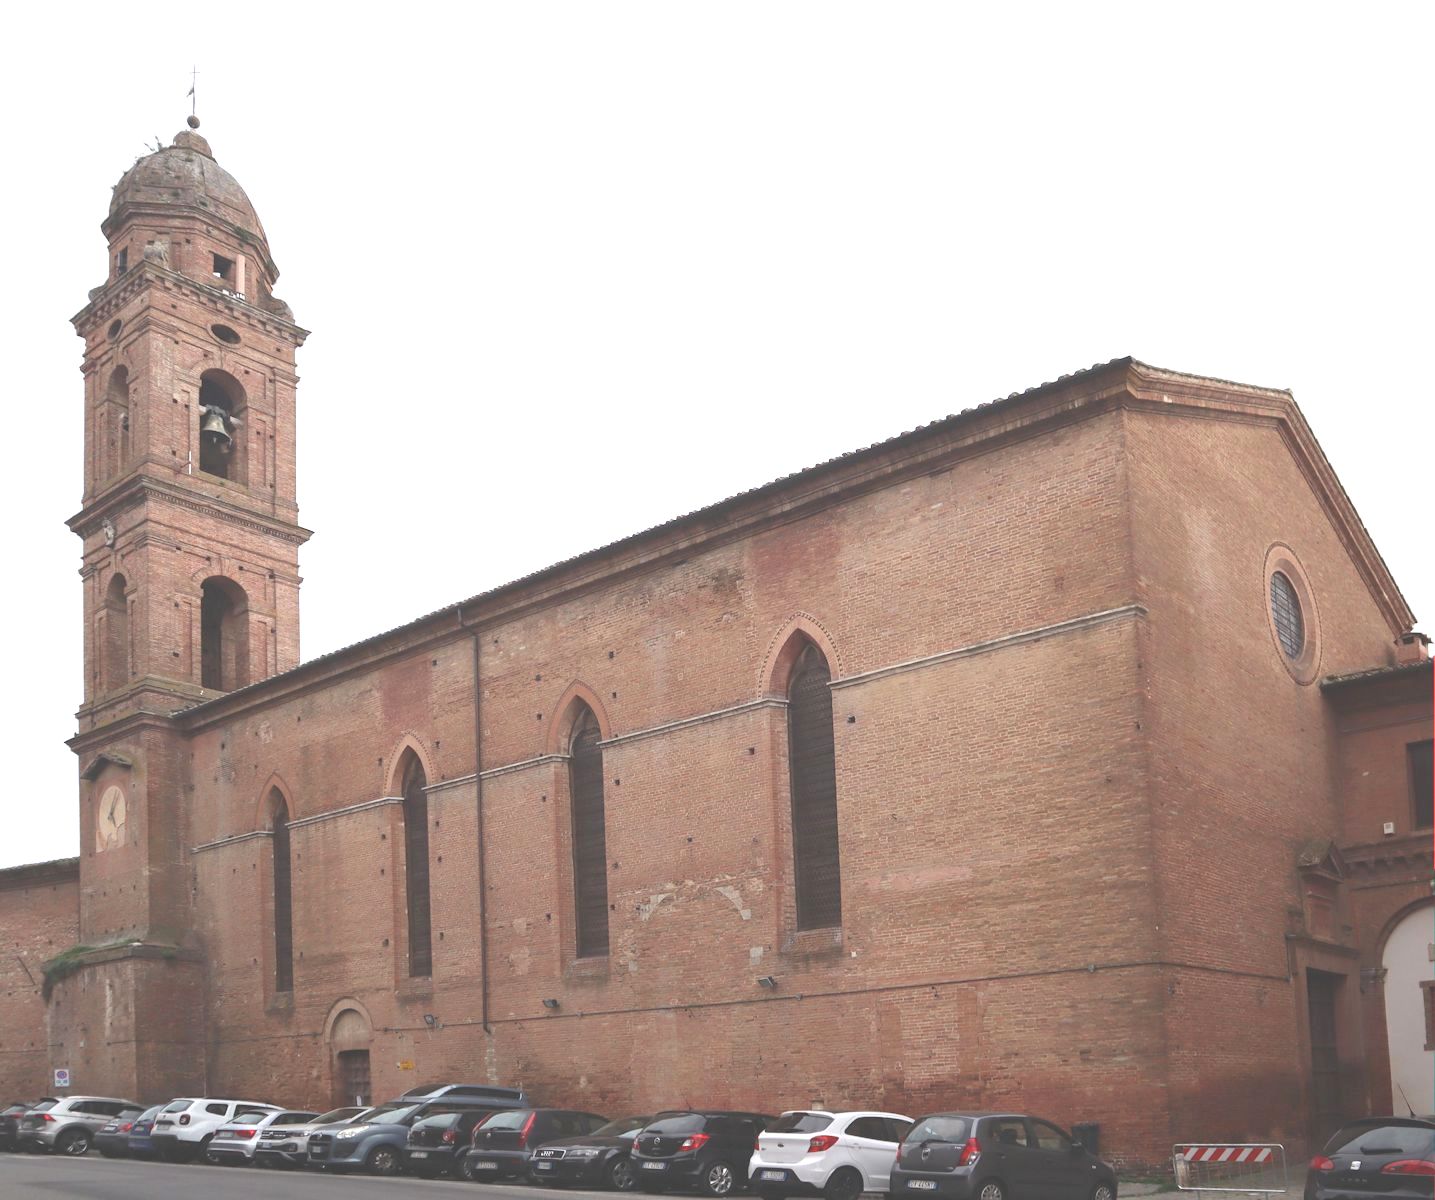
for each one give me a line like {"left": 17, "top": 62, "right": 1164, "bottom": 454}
{"left": 1296, "top": 838, "right": 1346, "bottom": 882}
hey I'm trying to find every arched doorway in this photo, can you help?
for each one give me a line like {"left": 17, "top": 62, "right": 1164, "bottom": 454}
{"left": 328, "top": 1006, "right": 373, "bottom": 1107}
{"left": 1383, "top": 903, "right": 1434, "bottom": 1112}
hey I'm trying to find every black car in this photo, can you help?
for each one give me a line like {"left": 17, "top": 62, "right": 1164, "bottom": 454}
{"left": 404, "top": 1109, "right": 497, "bottom": 1178}
{"left": 1, "top": 1102, "right": 42, "bottom": 1152}
{"left": 632, "top": 1110, "right": 774, "bottom": 1197}
{"left": 94, "top": 1105, "right": 150, "bottom": 1158}
{"left": 890, "top": 1112, "right": 1116, "bottom": 1200}
{"left": 462, "top": 1108, "right": 610, "bottom": 1181}
{"left": 1306, "top": 1118, "right": 1435, "bottom": 1200}
{"left": 529, "top": 1115, "right": 653, "bottom": 1190}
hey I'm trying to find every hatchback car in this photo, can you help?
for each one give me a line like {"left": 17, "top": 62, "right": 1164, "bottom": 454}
{"left": 1306, "top": 1117, "right": 1435, "bottom": 1200}
{"left": 463, "top": 1108, "right": 611, "bottom": 1181}
{"left": 752, "top": 1110, "right": 914, "bottom": 1200}
{"left": 126, "top": 1106, "right": 165, "bottom": 1160}
{"left": 890, "top": 1112, "right": 1115, "bottom": 1200}
{"left": 94, "top": 1105, "right": 152, "bottom": 1157}
{"left": 0, "top": 1101, "right": 45, "bottom": 1152}
{"left": 405, "top": 1109, "right": 498, "bottom": 1178}
{"left": 207, "top": 1107, "right": 318, "bottom": 1166}
{"left": 632, "top": 1110, "right": 775, "bottom": 1196}
{"left": 529, "top": 1114, "right": 653, "bottom": 1190}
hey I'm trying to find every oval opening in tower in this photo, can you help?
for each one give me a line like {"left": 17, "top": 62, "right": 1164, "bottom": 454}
{"left": 107, "top": 319, "right": 123, "bottom": 340}
{"left": 211, "top": 323, "right": 241, "bottom": 345}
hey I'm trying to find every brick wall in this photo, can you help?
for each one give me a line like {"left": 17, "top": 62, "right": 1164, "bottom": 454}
{"left": 0, "top": 860, "right": 78, "bottom": 1100}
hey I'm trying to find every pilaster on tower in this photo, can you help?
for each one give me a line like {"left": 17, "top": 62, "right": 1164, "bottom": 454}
{"left": 68, "top": 118, "right": 311, "bottom": 732}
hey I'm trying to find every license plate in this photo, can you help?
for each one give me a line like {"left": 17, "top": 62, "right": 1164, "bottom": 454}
{"left": 477, "top": 1160, "right": 499, "bottom": 1170}
{"left": 908, "top": 1182, "right": 936, "bottom": 1190}
{"left": 643, "top": 1161, "right": 667, "bottom": 1170}
{"left": 537, "top": 1162, "right": 554, "bottom": 1170}
{"left": 411, "top": 1151, "right": 428, "bottom": 1158}
{"left": 761, "top": 1171, "right": 786, "bottom": 1181}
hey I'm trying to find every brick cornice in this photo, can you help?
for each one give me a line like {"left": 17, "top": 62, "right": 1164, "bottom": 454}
{"left": 0, "top": 858, "right": 80, "bottom": 892}
{"left": 68, "top": 473, "right": 311, "bottom": 546}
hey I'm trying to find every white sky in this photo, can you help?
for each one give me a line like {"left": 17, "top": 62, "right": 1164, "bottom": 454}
{"left": 2, "top": 3, "right": 1429, "bottom": 870}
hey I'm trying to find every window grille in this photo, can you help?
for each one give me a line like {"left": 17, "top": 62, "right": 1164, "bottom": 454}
{"left": 1270, "top": 571, "right": 1304, "bottom": 658}
{"left": 788, "top": 643, "right": 842, "bottom": 929}
{"left": 569, "top": 707, "right": 610, "bottom": 957}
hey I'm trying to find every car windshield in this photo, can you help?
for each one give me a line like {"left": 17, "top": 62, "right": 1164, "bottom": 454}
{"left": 138, "top": 1106, "right": 163, "bottom": 1121}
{"left": 1325, "top": 1123, "right": 1435, "bottom": 1157}
{"left": 646, "top": 1114, "right": 706, "bottom": 1136}
{"left": 311, "top": 1107, "right": 363, "bottom": 1125}
{"left": 162, "top": 1100, "right": 194, "bottom": 1113}
{"left": 365, "top": 1104, "right": 421, "bottom": 1125}
{"left": 233, "top": 1110, "right": 270, "bottom": 1124}
{"left": 30, "top": 1101, "right": 57, "bottom": 1113}
{"left": 592, "top": 1117, "right": 652, "bottom": 1138}
{"left": 905, "top": 1117, "right": 970, "bottom": 1145}
{"left": 414, "top": 1113, "right": 461, "bottom": 1130}
{"left": 479, "top": 1110, "right": 533, "bottom": 1130}
{"left": 769, "top": 1113, "right": 833, "bottom": 1134}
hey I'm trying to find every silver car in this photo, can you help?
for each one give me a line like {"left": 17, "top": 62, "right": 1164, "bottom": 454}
{"left": 254, "top": 1106, "right": 373, "bottom": 1169}
{"left": 16, "top": 1096, "right": 143, "bottom": 1156}
{"left": 207, "top": 1107, "right": 319, "bottom": 1165}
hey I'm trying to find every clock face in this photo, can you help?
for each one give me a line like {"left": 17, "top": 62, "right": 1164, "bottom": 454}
{"left": 95, "top": 784, "right": 127, "bottom": 852}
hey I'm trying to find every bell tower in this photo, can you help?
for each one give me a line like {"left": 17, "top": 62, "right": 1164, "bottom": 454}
{"left": 54, "top": 120, "right": 309, "bottom": 1100}
{"left": 69, "top": 117, "right": 309, "bottom": 731}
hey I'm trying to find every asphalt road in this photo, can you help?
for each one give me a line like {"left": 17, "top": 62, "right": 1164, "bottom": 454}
{"left": 0, "top": 1153, "right": 612, "bottom": 1199}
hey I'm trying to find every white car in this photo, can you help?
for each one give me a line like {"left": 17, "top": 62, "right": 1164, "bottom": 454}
{"left": 206, "top": 1106, "right": 319, "bottom": 1165}
{"left": 151, "top": 1097, "right": 280, "bottom": 1162}
{"left": 751, "top": 1110, "right": 914, "bottom": 1200}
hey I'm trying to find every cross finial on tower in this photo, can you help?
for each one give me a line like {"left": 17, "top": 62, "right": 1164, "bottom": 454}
{"left": 187, "top": 66, "right": 200, "bottom": 126}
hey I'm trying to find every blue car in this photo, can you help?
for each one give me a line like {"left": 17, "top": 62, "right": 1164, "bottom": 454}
{"left": 126, "top": 1105, "right": 165, "bottom": 1161}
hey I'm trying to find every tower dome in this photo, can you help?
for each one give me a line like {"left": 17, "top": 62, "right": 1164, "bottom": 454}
{"left": 108, "top": 127, "right": 268, "bottom": 245}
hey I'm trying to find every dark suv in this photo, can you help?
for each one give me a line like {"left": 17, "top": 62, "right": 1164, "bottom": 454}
{"left": 890, "top": 1112, "right": 1116, "bottom": 1200}
{"left": 463, "top": 1108, "right": 610, "bottom": 1181}
{"left": 632, "top": 1111, "right": 774, "bottom": 1196}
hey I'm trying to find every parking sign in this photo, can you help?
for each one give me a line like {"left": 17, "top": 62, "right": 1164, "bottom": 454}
{"left": 53, "top": 1068, "right": 70, "bottom": 1089}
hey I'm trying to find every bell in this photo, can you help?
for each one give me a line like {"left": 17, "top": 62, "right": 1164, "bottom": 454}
{"left": 200, "top": 407, "right": 233, "bottom": 452}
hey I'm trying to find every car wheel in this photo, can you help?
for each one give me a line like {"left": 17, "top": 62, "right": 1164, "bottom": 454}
{"left": 608, "top": 1156, "right": 637, "bottom": 1191}
{"left": 58, "top": 1130, "right": 91, "bottom": 1157}
{"left": 366, "top": 1145, "right": 403, "bottom": 1176}
{"left": 461, "top": 1156, "right": 484, "bottom": 1182}
{"left": 1092, "top": 1185, "right": 1116, "bottom": 1200}
{"left": 978, "top": 1181, "right": 1006, "bottom": 1200}
{"left": 825, "top": 1168, "right": 864, "bottom": 1200}
{"left": 700, "top": 1160, "right": 739, "bottom": 1197}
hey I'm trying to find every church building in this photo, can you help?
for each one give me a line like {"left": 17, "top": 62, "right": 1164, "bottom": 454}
{"left": 0, "top": 121, "right": 1430, "bottom": 1167}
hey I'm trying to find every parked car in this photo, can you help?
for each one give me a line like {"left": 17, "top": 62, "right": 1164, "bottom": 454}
{"left": 94, "top": 1104, "right": 152, "bottom": 1158}
{"left": 151, "top": 1097, "right": 280, "bottom": 1162}
{"left": 528, "top": 1114, "right": 653, "bottom": 1190}
{"left": 207, "top": 1107, "right": 318, "bottom": 1166}
{"left": 1305, "top": 1116, "right": 1435, "bottom": 1200}
{"left": 256, "top": 1106, "right": 372, "bottom": 1169}
{"left": 126, "top": 1105, "right": 165, "bottom": 1160}
{"left": 632, "top": 1110, "right": 775, "bottom": 1196}
{"left": 751, "top": 1110, "right": 914, "bottom": 1200}
{"left": 307, "top": 1087, "right": 524, "bottom": 1176}
{"left": 405, "top": 1109, "right": 500, "bottom": 1179}
{"left": 462, "top": 1108, "right": 610, "bottom": 1182}
{"left": 15, "top": 1096, "right": 143, "bottom": 1156}
{"left": 0, "top": 1101, "right": 46, "bottom": 1152}
{"left": 402, "top": 1082, "right": 529, "bottom": 1106}
{"left": 890, "top": 1112, "right": 1116, "bottom": 1200}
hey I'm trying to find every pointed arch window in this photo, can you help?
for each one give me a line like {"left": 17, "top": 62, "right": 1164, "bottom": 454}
{"left": 271, "top": 793, "right": 294, "bottom": 992}
{"left": 569, "top": 706, "right": 610, "bottom": 958}
{"left": 788, "top": 641, "right": 842, "bottom": 929}
{"left": 401, "top": 755, "right": 433, "bottom": 977}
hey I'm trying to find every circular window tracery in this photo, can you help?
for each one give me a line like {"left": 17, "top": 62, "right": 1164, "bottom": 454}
{"left": 1269, "top": 571, "right": 1305, "bottom": 658}
{"left": 1263, "top": 545, "right": 1320, "bottom": 685}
